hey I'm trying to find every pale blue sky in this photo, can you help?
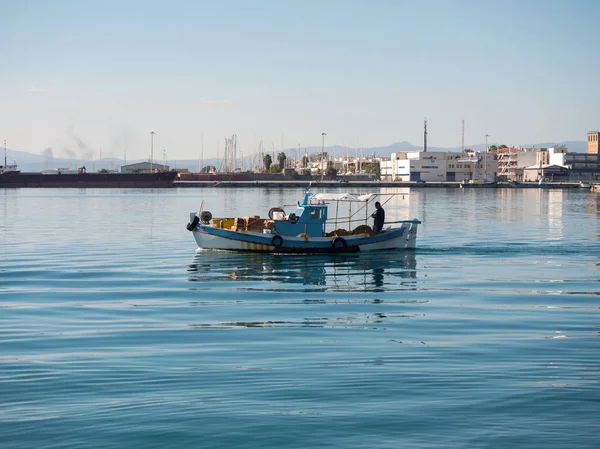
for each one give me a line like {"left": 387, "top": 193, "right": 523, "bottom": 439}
{"left": 2, "top": 0, "right": 599, "bottom": 160}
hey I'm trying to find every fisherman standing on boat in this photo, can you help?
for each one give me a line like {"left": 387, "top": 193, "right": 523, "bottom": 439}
{"left": 371, "top": 201, "right": 385, "bottom": 233}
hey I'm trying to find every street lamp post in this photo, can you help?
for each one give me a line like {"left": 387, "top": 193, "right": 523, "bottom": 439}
{"left": 150, "top": 131, "right": 155, "bottom": 173}
{"left": 321, "top": 132, "right": 326, "bottom": 181}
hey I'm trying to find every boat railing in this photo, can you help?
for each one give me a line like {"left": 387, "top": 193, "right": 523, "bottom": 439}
{"left": 385, "top": 219, "right": 422, "bottom": 224}
{"left": 324, "top": 217, "right": 421, "bottom": 233}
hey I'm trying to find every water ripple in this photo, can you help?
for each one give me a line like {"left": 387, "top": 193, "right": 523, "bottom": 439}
{"left": 1, "top": 188, "right": 599, "bottom": 449}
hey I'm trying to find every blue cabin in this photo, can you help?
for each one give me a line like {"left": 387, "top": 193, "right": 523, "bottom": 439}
{"left": 273, "top": 191, "right": 328, "bottom": 237}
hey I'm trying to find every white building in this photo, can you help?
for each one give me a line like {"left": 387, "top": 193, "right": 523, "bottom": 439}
{"left": 396, "top": 152, "right": 446, "bottom": 182}
{"left": 380, "top": 158, "right": 394, "bottom": 181}
{"left": 387, "top": 151, "right": 497, "bottom": 182}
{"left": 548, "top": 147, "right": 568, "bottom": 166}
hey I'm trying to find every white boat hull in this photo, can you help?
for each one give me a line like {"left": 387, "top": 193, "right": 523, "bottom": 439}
{"left": 192, "top": 221, "right": 419, "bottom": 253}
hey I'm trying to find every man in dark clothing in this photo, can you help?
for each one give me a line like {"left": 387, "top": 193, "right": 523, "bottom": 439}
{"left": 371, "top": 201, "right": 385, "bottom": 233}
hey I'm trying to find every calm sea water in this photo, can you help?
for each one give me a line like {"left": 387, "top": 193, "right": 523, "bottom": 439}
{"left": 1, "top": 187, "right": 599, "bottom": 449}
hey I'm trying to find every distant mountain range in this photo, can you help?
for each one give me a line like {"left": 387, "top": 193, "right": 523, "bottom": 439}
{"left": 4, "top": 140, "right": 588, "bottom": 172}
{"left": 354, "top": 140, "right": 588, "bottom": 155}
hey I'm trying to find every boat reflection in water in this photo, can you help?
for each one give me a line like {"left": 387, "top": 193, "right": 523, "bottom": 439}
{"left": 186, "top": 250, "right": 420, "bottom": 330}
{"left": 187, "top": 249, "right": 417, "bottom": 292}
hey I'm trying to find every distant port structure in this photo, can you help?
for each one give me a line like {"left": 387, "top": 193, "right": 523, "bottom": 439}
{"left": 177, "top": 128, "right": 600, "bottom": 186}
{"left": 3, "top": 130, "right": 600, "bottom": 187}
{"left": 121, "top": 162, "right": 170, "bottom": 173}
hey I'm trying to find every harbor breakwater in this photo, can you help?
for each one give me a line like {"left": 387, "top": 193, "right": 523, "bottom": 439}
{"left": 175, "top": 180, "right": 590, "bottom": 189}
{"left": 0, "top": 171, "right": 178, "bottom": 188}
{"left": 0, "top": 171, "right": 592, "bottom": 189}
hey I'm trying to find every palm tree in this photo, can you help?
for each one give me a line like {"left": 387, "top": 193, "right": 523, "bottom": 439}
{"left": 277, "top": 152, "right": 287, "bottom": 170}
{"left": 263, "top": 154, "right": 272, "bottom": 172}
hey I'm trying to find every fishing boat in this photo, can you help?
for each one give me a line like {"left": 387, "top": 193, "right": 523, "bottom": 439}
{"left": 186, "top": 189, "right": 421, "bottom": 253}
{"left": 459, "top": 179, "right": 497, "bottom": 189}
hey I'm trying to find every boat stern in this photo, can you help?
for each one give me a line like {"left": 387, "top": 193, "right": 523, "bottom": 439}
{"left": 404, "top": 220, "right": 419, "bottom": 249}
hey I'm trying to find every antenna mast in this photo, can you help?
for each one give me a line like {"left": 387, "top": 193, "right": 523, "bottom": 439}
{"left": 424, "top": 118, "right": 428, "bottom": 152}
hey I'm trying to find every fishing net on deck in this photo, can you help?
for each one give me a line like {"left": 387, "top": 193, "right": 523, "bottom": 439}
{"left": 325, "top": 225, "right": 373, "bottom": 237}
